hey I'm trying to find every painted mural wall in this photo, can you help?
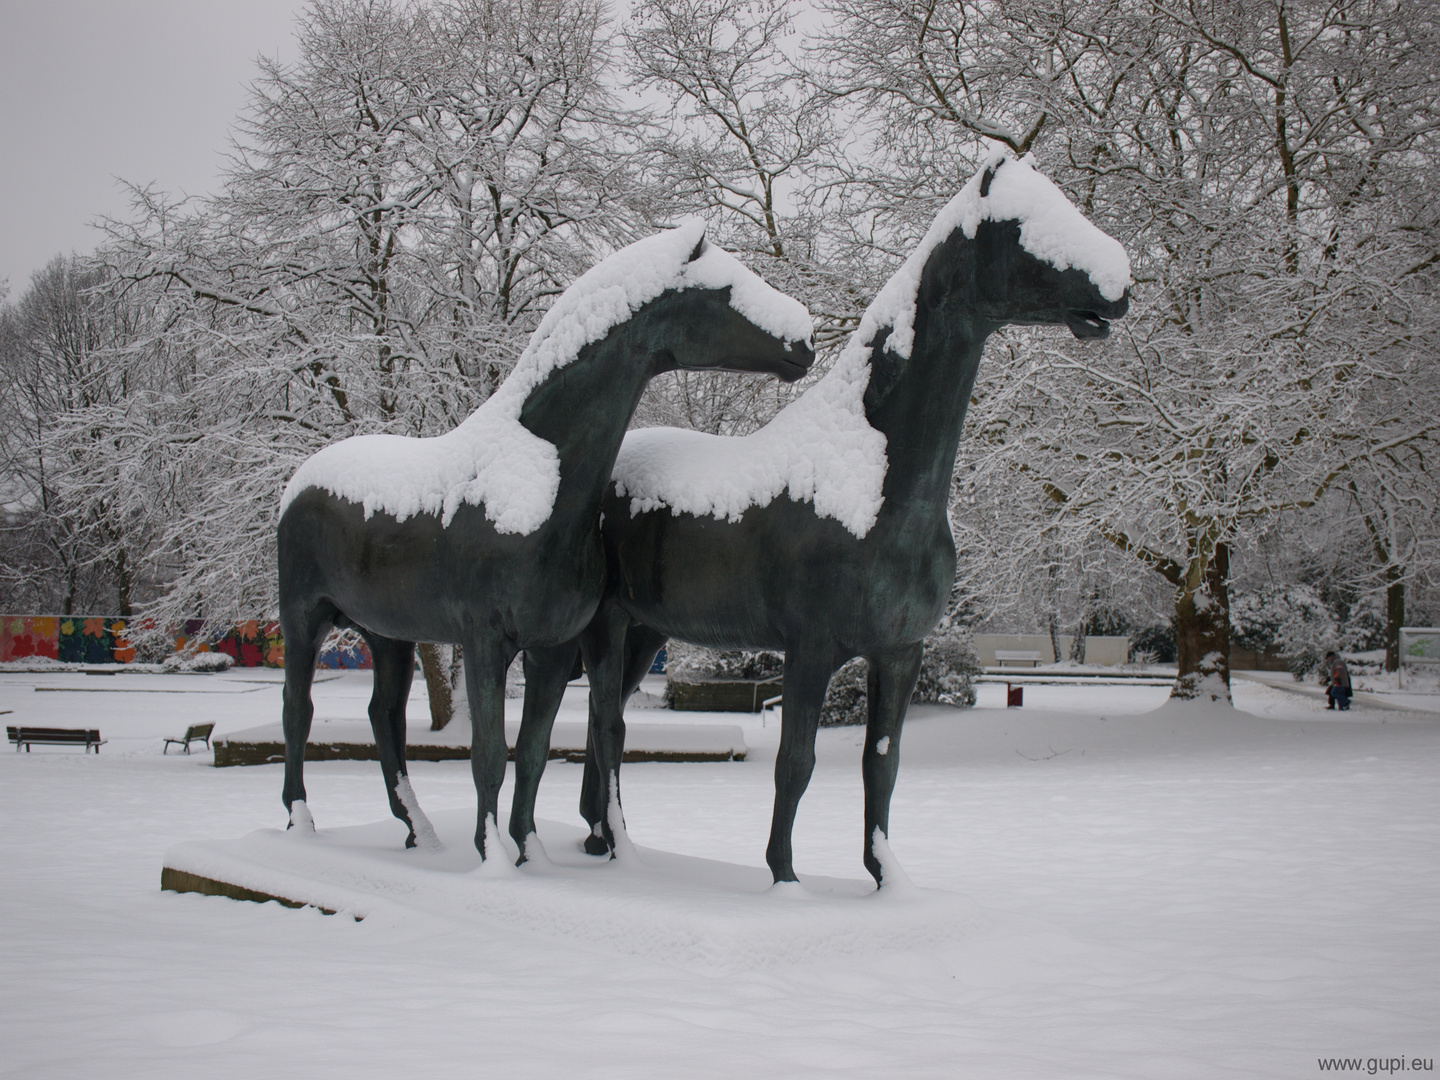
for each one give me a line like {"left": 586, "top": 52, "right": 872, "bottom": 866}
{"left": 0, "top": 615, "right": 372, "bottom": 669}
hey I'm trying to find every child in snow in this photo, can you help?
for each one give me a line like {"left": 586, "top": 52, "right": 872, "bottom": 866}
{"left": 1323, "top": 651, "right": 1352, "bottom": 711}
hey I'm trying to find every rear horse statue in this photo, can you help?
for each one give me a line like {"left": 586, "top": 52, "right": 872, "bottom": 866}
{"left": 277, "top": 223, "right": 814, "bottom": 860}
{"left": 516, "top": 153, "right": 1131, "bottom": 886}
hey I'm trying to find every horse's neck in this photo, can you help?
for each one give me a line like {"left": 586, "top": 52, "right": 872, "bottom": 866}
{"left": 863, "top": 301, "right": 989, "bottom": 528}
{"left": 519, "top": 335, "right": 652, "bottom": 522}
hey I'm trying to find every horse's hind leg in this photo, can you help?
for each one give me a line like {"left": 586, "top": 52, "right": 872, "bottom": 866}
{"left": 281, "top": 599, "right": 336, "bottom": 829}
{"left": 766, "top": 648, "right": 839, "bottom": 884}
{"left": 579, "top": 622, "right": 666, "bottom": 854}
{"left": 861, "top": 643, "right": 924, "bottom": 888}
{"left": 509, "top": 641, "right": 579, "bottom": 861}
{"left": 364, "top": 633, "right": 437, "bottom": 850}
{"left": 462, "top": 628, "right": 517, "bottom": 862}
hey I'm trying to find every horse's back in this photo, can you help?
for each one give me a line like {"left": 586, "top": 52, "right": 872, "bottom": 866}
{"left": 603, "top": 490, "right": 952, "bottom": 656}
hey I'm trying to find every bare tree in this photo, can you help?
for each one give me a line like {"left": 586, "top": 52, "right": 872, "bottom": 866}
{"left": 100, "top": 0, "right": 640, "bottom": 627}
{"left": 624, "top": 0, "right": 854, "bottom": 435}
{"left": 0, "top": 257, "right": 165, "bottom": 615}
{"left": 1341, "top": 446, "right": 1439, "bottom": 671}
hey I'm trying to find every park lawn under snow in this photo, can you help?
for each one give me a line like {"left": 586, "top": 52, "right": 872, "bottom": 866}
{"left": 1, "top": 669, "right": 1436, "bottom": 1078}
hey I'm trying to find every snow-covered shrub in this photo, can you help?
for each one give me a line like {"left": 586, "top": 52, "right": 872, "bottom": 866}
{"left": 1340, "top": 594, "right": 1387, "bottom": 652}
{"left": 505, "top": 652, "right": 524, "bottom": 699}
{"left": 820, "top": 626, "right": 981, "bottom": 726}
{"left": 162, "top": 649, "right": 235, "bottom": 673}
{"left": 820, "top": 658, "right": 870, "bottom": 726}
{"left": 911, "top": 623, "right": 981, "bottom": 707}
{"left": 1231, "top": 584, "right": 1341, "bottom": 678}
{"left": 1129, "top": 624, "right": 1176, "bottom": 664}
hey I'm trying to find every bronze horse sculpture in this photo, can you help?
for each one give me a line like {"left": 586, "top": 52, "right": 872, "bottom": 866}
{"left": 277, "top": 223, "right": 813, "bottom": 860}
{"left": 514, "top": 154, "right": 1131, "bottom": 885}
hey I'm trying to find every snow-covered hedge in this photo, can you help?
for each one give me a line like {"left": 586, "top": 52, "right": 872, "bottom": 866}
{"left": 665, "top": 642, "right": 784, "bottom": 684}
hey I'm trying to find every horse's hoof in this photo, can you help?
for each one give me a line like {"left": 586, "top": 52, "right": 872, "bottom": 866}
{"left": 582, "top": 833, "right": 612, "bottom": 857}
{"left": 288, "top": 801, "right": 315, "bottom": 834}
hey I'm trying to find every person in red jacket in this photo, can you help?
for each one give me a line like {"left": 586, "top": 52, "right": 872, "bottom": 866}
{"left": 1324, "top": 651, "right": 1352, "bottom": 711}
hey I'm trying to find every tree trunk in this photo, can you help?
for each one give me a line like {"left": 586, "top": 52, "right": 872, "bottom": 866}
{"left": 1384, "top": 568, "right": 1405, "bottom": 674}
{"left": 1069, "top": 622, "right": 1087, "bottom": 664}
{"left": 1047, "top": 615, "right": 1063, "bottom": 664}
{"left": 115, "top": 546, "right": 132, "bottom": 617}
{"left": 418, "top": 643, "right": 454, "bottom": 730}
{"left": 1171, "top": 541, "right": 1231, "bottom": 702}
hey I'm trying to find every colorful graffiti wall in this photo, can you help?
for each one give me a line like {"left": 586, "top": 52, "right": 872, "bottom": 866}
{"left": 1, "top": 615, "right": 372, "bottom": 669}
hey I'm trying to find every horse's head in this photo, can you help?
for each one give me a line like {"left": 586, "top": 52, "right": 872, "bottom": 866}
{"left": 635, "top": 227, "right": 815, "bottom": 382}
{"left": 926, "top": 153, "right": 1130, "bottom": 340}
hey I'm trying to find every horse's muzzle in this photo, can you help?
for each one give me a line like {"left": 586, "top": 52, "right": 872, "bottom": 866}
{"left": 1065, "top": 310, "right": 1111, "bottom": 339}
{"left": 1066, "top": 290, "right": 1129, "bottom": 339}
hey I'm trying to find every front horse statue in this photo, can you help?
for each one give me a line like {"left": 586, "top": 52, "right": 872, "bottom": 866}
{"left": 277, "top": 221, "right": 813, "bottom": 861}
{"left": 518, "top": 153, "right": 1130, "bottom": 885}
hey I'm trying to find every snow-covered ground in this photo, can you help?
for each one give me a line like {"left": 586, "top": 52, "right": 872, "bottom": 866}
{"left": 2, "top": 668, "right": 1437, "bottom": 1078}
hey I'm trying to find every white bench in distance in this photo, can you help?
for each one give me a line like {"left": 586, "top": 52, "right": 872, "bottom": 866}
{"left": 993, "top": 649, "right": 1044, "bottom": 668}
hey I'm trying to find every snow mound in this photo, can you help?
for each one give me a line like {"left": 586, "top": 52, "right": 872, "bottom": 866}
{"left": 613, "top": 153, "right": 1130, "bottom": 538}
{"left": 163, "top": 810, "right": 986, "bottom": 974}
{"left": 280, "top": 221, "right": 812, "bottom": 534}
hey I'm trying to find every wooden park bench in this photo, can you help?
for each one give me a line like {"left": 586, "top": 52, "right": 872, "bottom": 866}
{"left": 164, "top": 723, "right": 216, "bottom": 755}
{"left": 8, "top": 726, "right": 106, "bottom": 753}
{"left": 993, "top": 649, "right": 1044, "bottom": 668}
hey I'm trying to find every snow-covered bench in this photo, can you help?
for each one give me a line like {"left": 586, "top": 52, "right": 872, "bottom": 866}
{"left": 993, "top": 650, "right": 1044, "bottom": 668}
{"left": 164, "top": 723, "right": 215, "bottom": 754}
{"left": 8, "top": 726, "right": 106, "bottom": 753}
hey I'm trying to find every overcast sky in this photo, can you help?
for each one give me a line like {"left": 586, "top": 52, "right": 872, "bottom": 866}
{"left": 0, "top": 0, "right": 307, "bottom": 293}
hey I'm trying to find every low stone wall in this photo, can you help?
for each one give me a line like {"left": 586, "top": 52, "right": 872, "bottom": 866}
{"left": 668, "top": 677, "right": 782, "bottom": 713}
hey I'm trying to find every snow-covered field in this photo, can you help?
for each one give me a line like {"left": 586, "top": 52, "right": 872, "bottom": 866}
{"left": 2, "top": 668, "right": 1437, "bottom": 1078}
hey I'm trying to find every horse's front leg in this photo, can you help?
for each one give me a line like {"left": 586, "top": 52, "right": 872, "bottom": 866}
{"left": 861, "top": 643, "right": 924, "bottom": 888}
{"left": 766, "top": 648, "right": 840, "bottom": 884}
{"left": 363, "top": 633, "right": 438, "bottom": 850}
{"left": 508, "top": 641, "right": 579, "bottom": 862}
{"left": 462, "top": 628, "right": 518, "bottom": 863}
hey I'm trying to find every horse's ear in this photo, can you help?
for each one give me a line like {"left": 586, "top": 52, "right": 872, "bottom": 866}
{"left": 980, "top": 154, "right": 1007, "bottom": 197}
{"left": 687, "top": 232, "right": 707, "bottom": 263}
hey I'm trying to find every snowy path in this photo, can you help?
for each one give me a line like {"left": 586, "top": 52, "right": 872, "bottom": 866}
{"left": 1, "top": 671, "right": 1436, "bottom": 1078}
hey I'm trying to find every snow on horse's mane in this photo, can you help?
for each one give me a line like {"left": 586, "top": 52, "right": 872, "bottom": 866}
{"left": 613, "top": 152, "right": 1132, "bottom": 539}
{"left": 279, "top": 221, "right": 812, "bottom": 535}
